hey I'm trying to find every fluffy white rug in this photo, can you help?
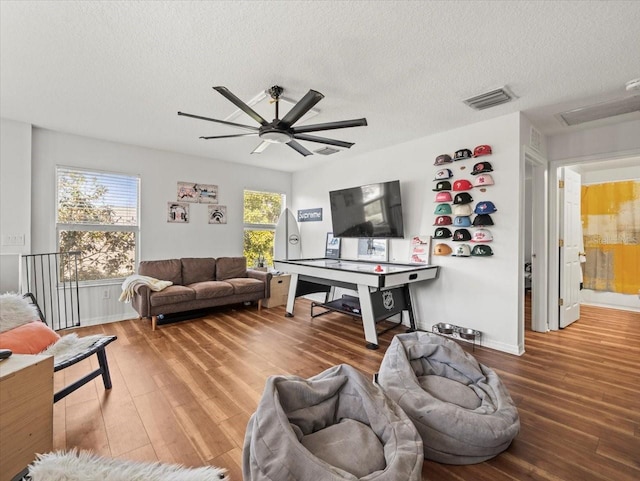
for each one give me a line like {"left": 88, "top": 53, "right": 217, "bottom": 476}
{"left": 41, "top": 333, "right": 108, "bottom": 364}
{"left": 28, "top": 450, "right": 228, "bottom": 481}
{"left": 0, "top": 292, "right": 40, "bottom": 333}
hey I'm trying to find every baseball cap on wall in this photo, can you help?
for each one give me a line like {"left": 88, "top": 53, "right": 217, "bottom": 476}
{"left": 453, "top": 179, "right": 473, "bottom": 191}
{"left": 434, "top": 215, "right": 453, "bottom": 226}
{"left": 434, "top": 154, "right": 453, "bottom": 166}
{"left": 453, "top": 149, "right": 473, "bottom": 161}
{"left": 472, "top": 214, "right": 494, "bottom": 226}
{"left": 452, "top": 244, "right": 471, "bottom": 257}
{"left": 471, "top": 228, "right": 493, "bottom": 243}
{"left": 453, "top": 216, "right": 472, "bottom": 227}
{"left": 453, "top": 192, "right": 473, "bottom": 205}
{"left": 434, "top": 203, "right": 452, "bottom": 215}
{"left": 471, "top": 245, "right": 494, "bottom": 256}
{"left": 434, "top": 227, "right": 453, "bottom": 239}
{"left": 435, "top": 191, "right": 453, "bottom": 202}
{"left": 471, "top": 161, "right": 494, "bottom": 175}
{"left": 453, "top": 204, "right": 473, "bottom": 216}
{"left": 434, "top": 243, "right": 452, "bottom": 256}
{"left": 473, "top": 145, "right": 492, "bottom": 157}
{"left": 434, "top": 168, "right": 453, "bottom": 180}
{"left": 433, "top": 181, "right": 452, "bottom": 192}
{"left": 474, "top": 201, "right": 497, "bottom": 214}
{"left": 473, "top": 174, "right": 494, "bottom": 187}
{"left": 452, "top": 228, "right": 472, "bottom": 241}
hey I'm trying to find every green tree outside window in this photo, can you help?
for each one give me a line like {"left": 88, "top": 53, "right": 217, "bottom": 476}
{"left": 243, "top": 190, "right": 284, "bottom": 268}
{"left": 57, "top": 168, "right": 139, "bottom": 282}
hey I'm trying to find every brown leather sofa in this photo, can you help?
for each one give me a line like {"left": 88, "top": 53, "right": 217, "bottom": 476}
{"left": 131, "top": 257, "right": 272, "bottom": 329}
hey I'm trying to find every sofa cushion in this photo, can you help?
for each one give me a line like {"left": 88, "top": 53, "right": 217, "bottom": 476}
{"left": 225, "top": 277, "right": 264, "bottom": 295}
{"left": 182, "top": 257, "right": 216, "bottom": 285}
{"left": 216, "top": 257, "right": 247, "bottom": 281}
{"left": 149, "top": 285, "right": 196, "bottom": 307}
{"left": 189, "top": 281, "right": 234, "bottom": 300}
{"left": 139, "top": 259, "right": 182, "bottom": 285}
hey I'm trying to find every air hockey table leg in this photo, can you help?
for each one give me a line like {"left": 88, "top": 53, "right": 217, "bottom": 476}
{"left": 357, "top": 284, "right": 379, "bottom": 350}
{"left": 284, "top": 273, "right": 298, "bottom": 317}
{"left": 404, "top": 284, "right": 417, "bottom": 332}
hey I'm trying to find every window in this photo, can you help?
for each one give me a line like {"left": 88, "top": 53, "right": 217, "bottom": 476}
{"left": 243, "top": 190, "right": 285, "bottom": 268}
{"left": 56, "top": 166, "right": 140, "bottom": 282}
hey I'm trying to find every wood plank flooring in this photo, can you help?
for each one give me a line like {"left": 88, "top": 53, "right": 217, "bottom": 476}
{"left": 54, "top": 299, "right": 640, "bottom": 481}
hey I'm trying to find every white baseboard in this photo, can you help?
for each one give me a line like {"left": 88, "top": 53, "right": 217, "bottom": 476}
{"left": 581, "top": 302, "right": 640, "bottom": 313}
{"left": 81, "top": 313, "right": 136, "bottom": 327}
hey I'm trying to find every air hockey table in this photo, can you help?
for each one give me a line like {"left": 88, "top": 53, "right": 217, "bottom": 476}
{"left": 273, "top": 258, "right": 440, "bottom": 349}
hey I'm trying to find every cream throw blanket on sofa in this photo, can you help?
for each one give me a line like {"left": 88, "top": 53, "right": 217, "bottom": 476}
{"left": 119, "top": 275, "right": 172, "bottom": 303}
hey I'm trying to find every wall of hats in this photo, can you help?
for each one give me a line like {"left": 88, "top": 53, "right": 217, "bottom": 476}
{"left": 432, "top": 145, "right": 496, "bottom": 258}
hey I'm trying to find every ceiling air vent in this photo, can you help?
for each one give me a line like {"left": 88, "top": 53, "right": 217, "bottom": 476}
{"left": 557, "top": 95, "right": 640, "bottom": 126}
{"left": 315, "top": 147, "right": 340, "bottom": 155}
{"left": 464, "top": 86, "right": 517, "bottom": 110}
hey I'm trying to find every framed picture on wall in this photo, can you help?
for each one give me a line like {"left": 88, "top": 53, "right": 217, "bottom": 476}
{"left": 208, "top": 205, "right": 227, "bottom": 224}
{"left": 197, "top": 184, "right": 218, "bottom": 204}
{"left": 177, "top": 182, "right": 199, "bottom": 202}
{"left": 357, "top": 238, "right": 388, "bottom": 262}
{"left": 409, "top": 235, "right": 431, "bottom": 264}
{"left": 325, "top": 233, "right": 341, "bottom": 259}
{"left": 167, "top": 202, "right": 189, "bottom": 223}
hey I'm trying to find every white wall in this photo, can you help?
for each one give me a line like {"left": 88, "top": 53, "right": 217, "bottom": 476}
{"left": 28, "top": 127, "right": 291, "bottom": 324}
{"left": 580, "top": 165, "right": 640, "bottom": 184}
{"left": 0, "top": 118, "right": 31, "bottom": 292}
{"left": 292, "top": 112, "right": 524, "bottom": 355}
{"left": 547, "top": 119, "right": 640, "bottom": 161}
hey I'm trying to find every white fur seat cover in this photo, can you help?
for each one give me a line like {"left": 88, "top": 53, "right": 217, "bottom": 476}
{"left": 243, "top": 363, "right": 423, "bottom": 480}
{"left": 377, "top": 332, "right": 520, "bottom": 465}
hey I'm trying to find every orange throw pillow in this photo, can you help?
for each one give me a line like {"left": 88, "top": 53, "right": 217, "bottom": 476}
{"left": 0, "top": 321, "right": 60, "bottom": 354}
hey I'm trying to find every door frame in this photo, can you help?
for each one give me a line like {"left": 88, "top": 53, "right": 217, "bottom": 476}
{"left": 523, "top": 147, "right": 549, "bottom": 333}
{"left": 547, "top": 149, "right": 640, "bottom": 330}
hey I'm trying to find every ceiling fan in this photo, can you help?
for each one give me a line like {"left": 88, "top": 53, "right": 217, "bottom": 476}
{"left": 178, "top": 85, "right": 367, "bottom": 156}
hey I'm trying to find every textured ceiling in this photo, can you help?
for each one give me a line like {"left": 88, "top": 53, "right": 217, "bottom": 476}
{"left": 1, "top": 1, "right": 639, "bottom": 172}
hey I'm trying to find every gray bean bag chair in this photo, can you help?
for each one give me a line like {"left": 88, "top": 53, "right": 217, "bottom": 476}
{"left": 377, "top": 332, "right": 520, "bottom": 465}
{"left": 243, "top": 363, "right": 423, "bottom": 480}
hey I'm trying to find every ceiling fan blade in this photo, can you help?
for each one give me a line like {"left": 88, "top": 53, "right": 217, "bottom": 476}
{"left": 251, "top": 141, "right": 271, "bottom": 154}
{"left": 178, "top": 111, "right": 259, "bottom": 132}
{"left": 280, "top": 89, "right": 324, "bottom": 127}
{"left": 213, "top": 86, "right": 269, "bottom": 126}
{"left": 293, "top": 133, "right": 354, "bottom": 149}
{"left": 292, "top": 118, "right": 368, "bottom": 134}
{"left": 286, "top": 140, "right": 313, "bottom": 157}
{"left": 199, "top": 133, "right": 258, "bottom": 140}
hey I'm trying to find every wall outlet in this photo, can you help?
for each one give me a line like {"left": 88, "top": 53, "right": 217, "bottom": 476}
{"left": 102, "top": 289, "right": 111, "bottom": 299}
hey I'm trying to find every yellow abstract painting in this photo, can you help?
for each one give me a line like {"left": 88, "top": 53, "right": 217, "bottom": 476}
{"left": 581, "top": 180, "right": 640, "bottom": 295}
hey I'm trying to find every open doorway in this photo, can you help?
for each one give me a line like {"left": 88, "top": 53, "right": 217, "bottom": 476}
{"left": 547, "top": 154, "right": 640, "bottom": 330}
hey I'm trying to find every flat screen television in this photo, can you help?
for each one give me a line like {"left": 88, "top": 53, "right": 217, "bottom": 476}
{"left": 329, "top": 180, "right": 405, "bottom": 238}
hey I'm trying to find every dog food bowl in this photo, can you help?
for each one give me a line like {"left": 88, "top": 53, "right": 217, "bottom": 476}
{"left": 434, "top": 323, "right": 456, "bottom": 334}
{"left": 459, "top": 328, "right": 479, "bottom": 340}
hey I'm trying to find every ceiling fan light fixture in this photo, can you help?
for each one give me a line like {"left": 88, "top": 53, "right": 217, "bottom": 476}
{"left": 259, "top": 130, "right": 292, "bottom": 143}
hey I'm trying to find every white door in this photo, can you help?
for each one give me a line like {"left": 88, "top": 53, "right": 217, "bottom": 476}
{"left": 559, "top": 167, "right": 581, "bottom": 328}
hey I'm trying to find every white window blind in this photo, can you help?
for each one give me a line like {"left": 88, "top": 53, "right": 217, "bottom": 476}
{"left": 57, "top": 167, "right": 139, "bottom": 226}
